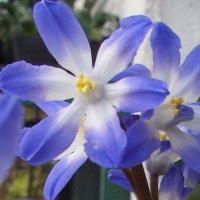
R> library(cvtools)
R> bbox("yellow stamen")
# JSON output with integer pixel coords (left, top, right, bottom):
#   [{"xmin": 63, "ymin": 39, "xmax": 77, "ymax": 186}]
[
  {"xmin": 75, "ymin": 74, "xmax": 95, "ymax": 93},
  {"xmin": 159, "ymin": 131, "xmax": 168, "ymax": 141},
  {"xmin": 169, "ymin": 96, "xmax": 184, "ymax": 116}
]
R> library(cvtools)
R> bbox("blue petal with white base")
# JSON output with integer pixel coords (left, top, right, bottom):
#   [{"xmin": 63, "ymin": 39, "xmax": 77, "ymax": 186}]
[
  {"xmin": 44, "ymin": 147, "xmax": 87, "ymax": 200},
  {"xmin": 33, "ymin": 0, "xmax": 92, "ymax": 75},
  {"xmin": 180, "ymin": 103, "xmax": 200, "ymax": 131},
  {"xmin": 159, "ymin": 166, "xmax": 184, "ymax": 200},
  {"xmin": 0, "ymin": 61, "xmax": 76, "ymax": 101},
  {"xmin": 171, "ymin": 45, "xmax": 200, "ymax": 102},
  {"xmin": 84, "ymin": 100, "xmax": 127, "ymax": 168},
  {"xmin": 16, "ymin": 97, "xmax": 87, "ymax": 165},
  {"xmin": 167, "ymin": 127, "xmax": 200, "ymax": 172},
  {"xmin": 146, "ymin": 140, "xmax": 179, "ymax": 175},
  {"xmin": 105, "ymin": 76, "xmax": 168, "ymax": 113},
  {"xmin": 92, "ymin": 15, "xmax": 152, "ymax": 83},
  {"xmin": 150, "ymin": 22, "xmax": 181, "ymax": 89}
]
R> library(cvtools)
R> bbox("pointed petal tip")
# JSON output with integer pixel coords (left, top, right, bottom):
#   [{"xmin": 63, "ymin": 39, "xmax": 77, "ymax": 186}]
[{"xmin": 120, "ymin": 15, "xmax": 152, "ymax": 29}]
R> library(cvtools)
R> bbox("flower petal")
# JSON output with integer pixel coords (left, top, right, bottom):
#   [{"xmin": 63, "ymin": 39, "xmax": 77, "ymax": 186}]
[
  {"xmin": 0, "ymin": 94, "xmax": 23, "ymax": 183},
  {"xmin": 166, "ymin": 127, "xmax": 200, "ymax": 172},
  {"xmin": 44, "ymin": 147, "xmax": 87, "ymax": 200},
  {"xmin": 163, "ymin": 105, "xmax": 194, "ymax": 130},
  {"xmin": 16, "ymin": 97, "xmax": 87, "ymax": 165},
  {"xmin": 111, "ymin": 64, "xmax": 151, "ymax": 82},
  {"xmin": 181, "ymin": 188, "xmax": 192, "ymax": 200},
  {"xmin": 171, "ymin": 45, "xmax": 200, "ymax": 102},
  {"xmin": 146, "ymin": 140, "xmax": 179, "ymax": 175},
  {"xmin": 159, "ymin": 166, "xmax": 184, "ymax": 200},
  {"xmin": 0, "ymin": 61, "xmax": 76, "ymax": 101},
  {"xmin": 122, "ymin": 113, "xmax": 139, "ymax": 129},
  {"xmin": 150, "ymin": 22, "xmax": 181, "ymax": 89},
  {"xmin": 180, "ymin": 104, "xmax": 200, "ymax": 131},
  {"xmin": 84, "ymin": 100, "xmax": 127, "ymax": 168},
  {"xmin": 36, "ymin": 101, "xmax": 70, "ymax": 116},
  {"xmin": 182, "ymin": 162, "xmax": 200, "ymax": 188},
  {"xmin": 108, "ymin": 169, "xmax": 133, "ymax": 192},
  {"xmin": 33, "ymin": 0, "xmax": 92, "ymax": 75},
  {"xmin": 118, "ymin": 120, "xmax": 160, "ymax": 168},
  {"xmin": 92, "ymin": 15, "xmax": 152, "ymax": 83},
  {"xmin": 105, "ymin": 76, "xmax": 169, "ymax": 113}
]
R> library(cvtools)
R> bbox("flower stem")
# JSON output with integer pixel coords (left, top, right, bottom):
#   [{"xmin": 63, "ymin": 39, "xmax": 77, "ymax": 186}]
[
  {"xmin": 150, "ymin": 174, "xmax": 159, "ymax": 200},
  {"xmin": 122, "ymin": 169, "xmax": 135, "ymax": 190},
  {"xmin": 119, "ymin": 117, "xmax": 151, "ymax": 199},
  {"xmin": 131, "ymin": 164, "xmax": 152, "ymax": 200}
]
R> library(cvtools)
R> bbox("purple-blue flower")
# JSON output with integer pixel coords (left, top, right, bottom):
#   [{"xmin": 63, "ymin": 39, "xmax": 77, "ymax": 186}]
[
  {"xmin": 0, "ymin": 0, "xmax": 168, "ymax": 168},
  {"xmin": 159, "ymin": 165, "xmax": 195, "ymax": 200},
  {"xmin": 0, "ymin": 94, "xmax": 23, "ymax": 183},
  {"xmin": 117, "ymin": 21, "xmax": 200, "ymax": 172},
  {"xmin": 150, "ymin": 22, "xmax": 200, "ymax": 172},
  {"xmin": 146, "ymin": 140, "xmax": 179, "ymax": 175},
  {"xmin": 24, "ymin": 101, "xmax": 159, "ymax": 199}
]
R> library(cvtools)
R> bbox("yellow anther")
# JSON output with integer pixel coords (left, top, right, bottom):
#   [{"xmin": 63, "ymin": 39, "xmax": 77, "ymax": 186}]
[
  {"xmin": 159, "ymin": 131, "xmax": 168, "ymax": 141},
  {"xmin": 75, "ymin": 74, "xmax": 95, "ymax": 93},
  {"xmin": 169, "ymin": 96, "xmax": 184, "ymax": 116}
]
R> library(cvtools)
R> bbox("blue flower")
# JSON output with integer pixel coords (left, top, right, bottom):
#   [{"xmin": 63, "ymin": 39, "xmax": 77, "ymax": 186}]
[
  {"xmin": 159, "ymin": 165, "xmax": 196, "ymax": 200},
  {"xmin": 23, "ymin": 101, "xmax": 159, "ymax": 199},
  {"xmin": 0, "ymin": 0, "xmax": 168, "ymax": 168},
  {"xmin": 146, "ymin": 140, "xmax": 179, "ymax": 175},
  {"xmin": 150, "ymin": 22, "xmax": 200, "ymax": 172},
  {"xmin": 0, "ymin": 94, "xmax": 23, "ymax": 183},
  {"xmin": 117, "ymin": 21, "xmax": 200, "ymax": 172}
]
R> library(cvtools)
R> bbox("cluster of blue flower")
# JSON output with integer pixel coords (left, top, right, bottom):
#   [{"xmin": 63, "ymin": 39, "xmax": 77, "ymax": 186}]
[{"xmin": 0, "ymin": 0, "xmax": 200, "ymax": 200}]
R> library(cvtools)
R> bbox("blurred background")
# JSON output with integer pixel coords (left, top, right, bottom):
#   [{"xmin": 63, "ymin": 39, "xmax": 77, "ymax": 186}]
[{"xmin": 0, "ymin": 0, "xmax": 200, "ymax": 199}]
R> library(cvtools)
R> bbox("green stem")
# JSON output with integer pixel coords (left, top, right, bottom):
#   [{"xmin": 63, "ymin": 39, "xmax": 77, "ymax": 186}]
[{"xmin": 150, "ymin": 174, "xmax": 159, "ymax": 200}]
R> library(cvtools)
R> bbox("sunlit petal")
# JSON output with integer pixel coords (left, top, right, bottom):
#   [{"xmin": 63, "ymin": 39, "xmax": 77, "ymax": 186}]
[
  {"xmin": 159, "ymin": 166, "xmax": 184, "ymax": 200},
  {"xmin": 166, "ymin": 127, "xmax": 200, "ymax": 172},
  {"xmin": 93, "ymin": 15, "xmax": 152, "ymax": 83},
  {"xmin": 150, "ymin": 22, "xmax": 181, "ymax": 89},
  {"xmin": 105, "ymin": 76, "xmax": 168, "ymax": 113},
  {"xmin": 171, "ymin": 45, "xmax": 200, "ymax": 102},
  {"xmin": 0, "ymin": 61, "xmax": 76, "ymax": 101},
  {"xmin": 44, "ymin": 147, "xmax": 87, "ymax": 200},
  {"xmin": 180, "ymin": 103, "xmax": 200, "ymax": 131},
  {"xmin": 16, "ymin": 97, "xmax": 87, "ymax": 165},
  {"xmin": 84, "ymin": 100, "xmax": 126, "ymax": 168},
  {"xmin": 33, "ymin": 0, "xmax": 92, "ymax": 75},
  {"xmin": 146, "ymin": 140, "xmax": 179, "ymax": 175}
]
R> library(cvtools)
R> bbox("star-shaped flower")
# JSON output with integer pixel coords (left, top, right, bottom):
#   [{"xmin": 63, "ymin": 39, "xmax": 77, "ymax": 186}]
[{"xmin": 0, "ymin": 0, "xmax": 168, "ymax": 167}]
